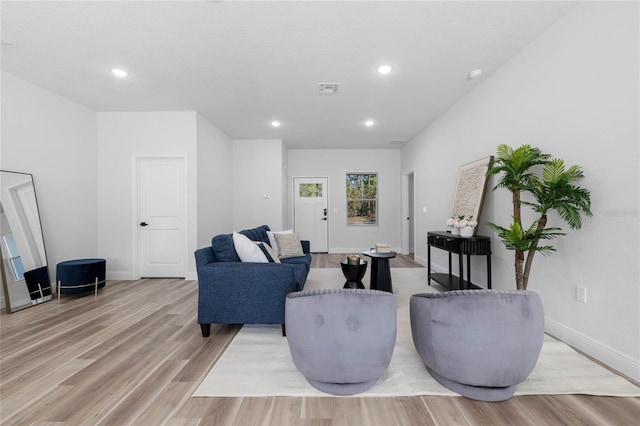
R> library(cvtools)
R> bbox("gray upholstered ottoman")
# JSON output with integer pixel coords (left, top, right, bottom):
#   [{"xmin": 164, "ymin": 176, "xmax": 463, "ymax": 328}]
[
  {"xmin": 285, "ymin": 288, "xmax": 397, "ymax": 395},
  {"xmin": 410, "ymin": 290, "xmax": 544, "ymax": 402}
]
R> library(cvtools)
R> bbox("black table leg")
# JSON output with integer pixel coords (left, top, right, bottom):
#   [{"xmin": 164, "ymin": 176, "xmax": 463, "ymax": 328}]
[
  {"xmin": 370, "ymin": 258, "xmax": 393, "ymax": 293},
  {"xmin": 427, "ymin": 244, "xmax": 432, "ymax": 285},
  {"xmin": 458, "ymin": 252, "xmax": 464, "ymax": 290}
]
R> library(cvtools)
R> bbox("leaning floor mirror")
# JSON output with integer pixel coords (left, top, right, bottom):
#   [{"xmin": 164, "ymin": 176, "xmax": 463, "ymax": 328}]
[{"xmin": 0, "ymin": 170, "xmax": 52, "ymax": 313}]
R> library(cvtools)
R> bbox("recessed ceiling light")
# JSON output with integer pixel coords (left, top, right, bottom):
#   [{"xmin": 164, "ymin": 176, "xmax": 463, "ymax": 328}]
[
  {"xmin": 468, "ymin": 69, "xmax": 483, "ymax": 80},
  {"xmin": 365, "ymin": 120, "xmax": 375, "ymax": 127},
  {"xmin": 111, "ymin": 68, "xmax": 128, "ymax": 78},
  {"xmin": 377, "ymin": 65, "xmax": 392, "ymax": 75},
  {"xmin": 271, "ymin": 121, "xmax": 281, "ymax": 128}
]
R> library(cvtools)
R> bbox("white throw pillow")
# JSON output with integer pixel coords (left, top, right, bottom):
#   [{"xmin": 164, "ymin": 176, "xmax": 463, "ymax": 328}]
[
  {"xmin": 267, "ymin": 229, "xmax": 293, "ymax": 257},
  {"xmin": 232, "ymin": 232, "xmax": 268, "ymax": 263}
]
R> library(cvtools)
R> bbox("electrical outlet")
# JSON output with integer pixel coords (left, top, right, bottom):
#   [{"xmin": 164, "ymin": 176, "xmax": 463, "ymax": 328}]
[{"xmin": 576, "ymin": 286, "xmax": 587, "ymax": 304}]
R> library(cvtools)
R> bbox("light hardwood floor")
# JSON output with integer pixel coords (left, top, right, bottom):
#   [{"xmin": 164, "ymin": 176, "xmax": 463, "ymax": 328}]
[{"xmin": 1, "ymin": 255, "xmax": 639, "ymax": 425}]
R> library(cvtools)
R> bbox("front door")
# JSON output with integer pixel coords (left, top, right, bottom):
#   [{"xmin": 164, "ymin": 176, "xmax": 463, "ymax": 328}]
[
  {"xmin": 137, "ymin": 157, "xmax": 186, "ymax": 278},
  {"xmin": 294, "ymin": 177, "xmax": 328, "ymax": 252}
]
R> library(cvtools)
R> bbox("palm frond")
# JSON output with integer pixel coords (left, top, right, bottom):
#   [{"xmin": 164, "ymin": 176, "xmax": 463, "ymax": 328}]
[{"xmin": 531, "ymin": 160, "xmax": 592, "ymax": 228}]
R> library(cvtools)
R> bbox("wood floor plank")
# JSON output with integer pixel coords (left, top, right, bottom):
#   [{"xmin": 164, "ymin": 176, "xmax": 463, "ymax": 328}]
[
  {"xmin": 96, "ymin": 359, "xmax": 189, "ymax": 426},
  {"xmin": 2, "ymin": 256, "xmax": 639, "ymax": 425},
  {"xmin": 420, "ymin": 396, "xmax": 470, "ymax": 426}
]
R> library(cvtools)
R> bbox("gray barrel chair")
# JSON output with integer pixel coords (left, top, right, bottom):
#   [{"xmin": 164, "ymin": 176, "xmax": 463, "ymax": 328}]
[
  {"xmin": 410, "ymin": 290, "xmax": 544, "ymax": 402},
  {"xmin": 285, "ymin": 288, "xmax": 397, "ymax": 395}
]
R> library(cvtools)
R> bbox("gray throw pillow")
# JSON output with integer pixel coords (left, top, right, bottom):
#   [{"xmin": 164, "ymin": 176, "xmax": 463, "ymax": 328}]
[{"xmin": 274, "ymin": 232, "xmax": 304, "ymax": 259}]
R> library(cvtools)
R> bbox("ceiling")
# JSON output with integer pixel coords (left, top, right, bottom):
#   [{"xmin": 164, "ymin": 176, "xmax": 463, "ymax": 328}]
[{"xmin": 1, "ymin": 1, "xmax": 576, "ymax": 149}]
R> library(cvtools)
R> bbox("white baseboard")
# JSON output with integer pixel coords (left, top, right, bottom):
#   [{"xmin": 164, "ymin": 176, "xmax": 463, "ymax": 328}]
[
  {"xmin": 107, "ymin": 271, "xmax": 198, "ymax": 280},
  {"xmin": 330, "ymin": 248, "xmax": 402, "ymax": 254},
  {"xmin": 413, "ymin": 254, "xmax": 427, "ymax": 266},
  {"xmin": 428, "ymin": 262, "xmax": 449, "ymax": 274},
  {"xmin": 545, "ymin": 318, "xmax": 640, "ymax": 382},
  {"xmin": 106, "ymin": 271, "xmax": 135, "ymax": 280}
]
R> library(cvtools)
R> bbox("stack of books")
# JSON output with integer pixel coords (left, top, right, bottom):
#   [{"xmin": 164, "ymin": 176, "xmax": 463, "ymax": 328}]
[{"xmin": 375, "ymin": 243, "xmax": 391, "ymax": 253}]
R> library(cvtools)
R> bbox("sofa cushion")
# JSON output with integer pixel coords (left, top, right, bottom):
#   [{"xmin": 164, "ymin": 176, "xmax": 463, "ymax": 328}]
[
  {"xmin": 211, "ymin": 234, "xmax": 240, "ymax": 262},
  {"xmin": 233, "ymin": 232, "xmax": 269, "ymax": 263},
  {"xmin": 240, "ymin": 225, "xmax": 271, "ymax": 245},
  {"xmin": 275, "ymin": 232, "xmax": 305, "ymax": 259}
]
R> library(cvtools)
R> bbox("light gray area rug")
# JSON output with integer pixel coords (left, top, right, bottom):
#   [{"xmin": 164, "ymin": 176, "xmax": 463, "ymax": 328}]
[{"xmin": 193, "ymin": 268, "xmax": 640, "ymax": 398}]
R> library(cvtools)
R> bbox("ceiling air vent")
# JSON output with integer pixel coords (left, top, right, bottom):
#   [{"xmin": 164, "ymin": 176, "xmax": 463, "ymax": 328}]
[{"xmin": 318, "ymin": 83, "xmax": 340, "ymax": 94}]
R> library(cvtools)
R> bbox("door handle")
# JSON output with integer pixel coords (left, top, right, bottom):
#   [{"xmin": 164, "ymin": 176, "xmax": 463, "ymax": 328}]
[
  {"xmin": 321, "ymin": 217, "xmax": 327, "ymax": 221},
  {"xmin": 140, "ymin": 222, "xmax": 149, "ymax": 227}
]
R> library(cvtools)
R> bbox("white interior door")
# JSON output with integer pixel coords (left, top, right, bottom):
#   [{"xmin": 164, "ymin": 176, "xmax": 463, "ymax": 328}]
[
  {"xmin": 402, "ymin": 171, "xmax": 415, "ymax": 255},
  {"xmin": 294, "ymin": 177, "xmax": 328, "ymax": 253},
  {"xmin": 137, "ymin": 157, "xmax": 186, "ymax": 278}
]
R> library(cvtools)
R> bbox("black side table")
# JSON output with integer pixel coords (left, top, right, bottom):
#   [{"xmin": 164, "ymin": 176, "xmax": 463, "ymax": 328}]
[
  {"xmin": 340, "ymin": 259, "xmax": 367, "ymax": 289},
  {"xmin": 427, "ymin": 232, "xmax": 492, "ymax": 290},
  {"xmin": 362, "ymin": 250, "xmax": 397, "ymax": 293}
]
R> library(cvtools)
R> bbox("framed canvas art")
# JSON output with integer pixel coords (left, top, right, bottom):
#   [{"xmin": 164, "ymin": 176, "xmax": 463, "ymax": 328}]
[{"xmin": 450, "ymin": 156, "xmax": 494, "ymax": 230}]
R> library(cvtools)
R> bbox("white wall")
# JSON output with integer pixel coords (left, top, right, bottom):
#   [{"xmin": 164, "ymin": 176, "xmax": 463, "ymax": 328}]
[
  {"xmin": 196, "ymin": 113, "xmax": 234, "ymax": 248},
  {"xmin": 232, "ymin": 139, "xmax": 286, "ymax": 231},
  {"xmin": 402, "ymin": 2, "xmax": 639, "ymax": 380},
  {"xmin": 97, "ymin": 112, "xmax": 198, "ymax": 279},
  {"xmin": 287, "ymin": 149, "xmax": 402, "ymax": 252},
  {"xmin": 1, "ymin": 72, "xmax": 98, "ymax": 274}
]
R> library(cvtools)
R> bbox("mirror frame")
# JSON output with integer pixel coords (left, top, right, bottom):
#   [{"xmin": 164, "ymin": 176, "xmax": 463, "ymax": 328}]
[{"xmin": 0, "ymin": 170, "xmax": 50, "ymax": 313}]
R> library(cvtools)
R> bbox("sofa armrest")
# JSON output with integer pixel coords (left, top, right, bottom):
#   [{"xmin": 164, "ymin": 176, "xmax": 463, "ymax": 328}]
[
  {"xmin": 301, "ymin": 240, "xmax": 311, "ymax": 254},
  {"xmin": 194, "ymin": 247, "xmax": 216, "ymax": 268}
]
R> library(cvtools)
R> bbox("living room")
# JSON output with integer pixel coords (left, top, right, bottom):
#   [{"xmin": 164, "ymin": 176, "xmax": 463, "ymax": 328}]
[{"xmin": 1, "ymin": 1, "xmax": 638, "ymax": 422}]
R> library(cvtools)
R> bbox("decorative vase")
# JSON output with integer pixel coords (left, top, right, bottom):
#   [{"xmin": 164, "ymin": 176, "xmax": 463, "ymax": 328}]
[
  {"xmin": 347, "ymin": 254, "xmax": 360, "ymax": 265},
  {"xmin": 451, "ymin": 226, "xmax": 460, "ymax": 236},
  {"xmin": 459, "ymin": 226, "xmax": 474, "ymax": 238},
  {"xmin": 446, "ymin": 225, "xmax": 454, "ymax": 233}
]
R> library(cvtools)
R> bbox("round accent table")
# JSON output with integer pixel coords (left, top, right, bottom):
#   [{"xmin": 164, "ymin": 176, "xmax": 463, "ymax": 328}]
[
  {"xmin": 362, "ymin": 250, "xmax": 396, "ymax": 293},
  {"xmin": 340, "ymin": 258, "xmax": 368, "ymax": 289},
  {"xmin": 56, "ymin": 258, "xmax": 106, "ymax": 299}
]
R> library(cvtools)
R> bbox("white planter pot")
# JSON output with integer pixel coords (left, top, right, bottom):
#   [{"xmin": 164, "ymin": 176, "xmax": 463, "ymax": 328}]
[
  {"xmin": 451, "ymin": 226, "xmax": 460, "ymax": 236},
  {"xmin": 446, "ymin": 225, "xmax": 454, "ymax": 233},
  {"xmin": 459, "ymin": 226, "xmax": 474, "ymax": 238}
]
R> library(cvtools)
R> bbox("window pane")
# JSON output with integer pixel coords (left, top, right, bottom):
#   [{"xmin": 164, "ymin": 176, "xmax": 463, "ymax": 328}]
[
  {"xmin": 347, "ymin": 201, "xmax": 377, "ymax": 225},
  {"xmin": 300, "ymin": 183, "xmax": 322, "ymax": 197},
  {"xmin": 11, "ymin": 257, "xmax": 25, "ymax": 280},
  {"xmin": 3, "ymin": 234, "xmax": 20, "ymax": 257},
  {"xmin": 2, "ymin": 234, "xmax": 25, "ymax": 279},
  {"xmin": 346, "ymin": 173, "xmax": 378, "ymax": 226}
]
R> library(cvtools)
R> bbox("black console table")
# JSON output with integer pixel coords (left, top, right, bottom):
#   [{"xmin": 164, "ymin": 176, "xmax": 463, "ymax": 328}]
[{"xmin": 427, "ymin": 231, "xmax": 492, "ymax": 290}]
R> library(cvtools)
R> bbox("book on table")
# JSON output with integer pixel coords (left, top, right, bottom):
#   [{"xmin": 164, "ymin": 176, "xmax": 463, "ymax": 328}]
[{"xmin": 375, "ymin": 243, "xmax": 391, "ymax": 253}]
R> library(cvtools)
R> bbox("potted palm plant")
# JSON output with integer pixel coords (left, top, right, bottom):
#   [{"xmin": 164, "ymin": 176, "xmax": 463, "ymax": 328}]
[{"xmin": 486, "ymin": 144, "xmax": 592, "ymax": 290}]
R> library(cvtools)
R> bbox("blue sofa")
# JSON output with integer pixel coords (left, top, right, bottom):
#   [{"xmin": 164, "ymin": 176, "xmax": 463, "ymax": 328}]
[{"xmin": 194, "ymin": 225, "xmax": 312, "ymax": 337}]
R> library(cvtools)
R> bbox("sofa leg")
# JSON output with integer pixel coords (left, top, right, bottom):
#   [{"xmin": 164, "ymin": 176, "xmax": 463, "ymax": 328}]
[
  {"xmin": 200, "ymin": 323, "xmax": 211, "ymax": 337},
  {"xmin": 282, "ymin": 324, "xmax": 286, "ymax": 337}
]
